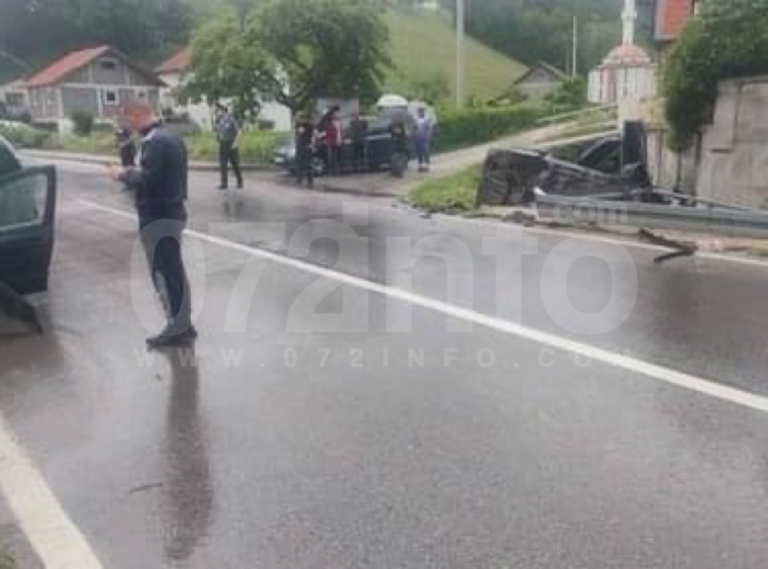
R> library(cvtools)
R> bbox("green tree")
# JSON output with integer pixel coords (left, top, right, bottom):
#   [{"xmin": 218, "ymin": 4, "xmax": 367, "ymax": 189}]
[
  {"xmin": 663, "ymin": 0, "xmax": 768, "ymax": 150},
  {"xmin": 0, "ymin": 0, "xmax": 192, "ymax": 67},
  {"xmin": 183, "ymin": 0, "xmax": 392, "ymax": 116},
  {"xmin": 544, "ymin": 76, "xmax": 587, "ymax": 114}
]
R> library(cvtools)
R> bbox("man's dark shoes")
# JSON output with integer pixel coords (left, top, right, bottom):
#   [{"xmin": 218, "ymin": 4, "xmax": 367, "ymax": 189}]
[{"xmin": 146, "ymin": 325, "xmax": 198, "ymax": 350}]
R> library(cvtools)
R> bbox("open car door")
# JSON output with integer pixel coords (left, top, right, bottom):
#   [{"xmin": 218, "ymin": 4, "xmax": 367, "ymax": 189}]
[{"xmin": 0, "ymin": 166, "xmax": 57, "ymax": 295}]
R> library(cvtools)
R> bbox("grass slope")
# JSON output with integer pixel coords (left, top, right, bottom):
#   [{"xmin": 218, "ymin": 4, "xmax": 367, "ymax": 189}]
[{"xmin": 383, "ymin": 9, "xmax": 527, "ymax": 105}]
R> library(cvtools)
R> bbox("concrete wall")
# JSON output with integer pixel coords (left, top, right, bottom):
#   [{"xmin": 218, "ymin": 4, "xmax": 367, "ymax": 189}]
[
  {"xmin": 697, "ymin": 77, "xmax": 768, "ymax": 208},
  {"xmin": 646, "ymin": 126, "xmax": 699, "ymax": 193}
]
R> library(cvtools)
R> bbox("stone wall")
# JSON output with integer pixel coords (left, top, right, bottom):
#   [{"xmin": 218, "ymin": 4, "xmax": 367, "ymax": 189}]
[{"xmin": 697, "ymin": 76, "xmax": 768, "ymax": 209}]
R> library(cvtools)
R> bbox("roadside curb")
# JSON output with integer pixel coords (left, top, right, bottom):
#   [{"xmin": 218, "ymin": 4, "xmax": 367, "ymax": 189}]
[
  {"xmin": 19, "ymin": 149, "xmax": 271, "ymax": 172},
  {"xmin": 313, "ymin": 183, "xmax": 399, "ymax": 198},
  {"xmin": 447, "ymin": 205, "xmax": 768, "ymax": 261}
]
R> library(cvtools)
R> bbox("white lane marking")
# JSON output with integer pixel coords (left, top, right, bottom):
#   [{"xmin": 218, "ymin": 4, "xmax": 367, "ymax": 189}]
[
  {"xmin": 0, "ymin": 416, "xmax": 103, "ymax": 568},
  {"xmin": 81, "ymin": 198, "xmax": 768, "ymax": 415}
]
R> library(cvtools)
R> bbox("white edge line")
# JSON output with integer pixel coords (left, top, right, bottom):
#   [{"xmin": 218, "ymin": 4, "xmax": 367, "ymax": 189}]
[
  {"xmin": 80, "ymin": 198, "xmax": 768, "ymax": 415},
  {"xmin": 0, "ymin": 416, "xmax": 103, "ymax": 568}
]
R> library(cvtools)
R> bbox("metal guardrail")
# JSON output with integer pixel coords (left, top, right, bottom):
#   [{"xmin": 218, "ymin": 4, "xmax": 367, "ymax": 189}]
[
  {"xmin": 535, "ymin": 104, "xmax": 619, "ymax": 127},
  {"xmin": 536, "ymin": 194, "xmax": 768, "ymax": 240}
]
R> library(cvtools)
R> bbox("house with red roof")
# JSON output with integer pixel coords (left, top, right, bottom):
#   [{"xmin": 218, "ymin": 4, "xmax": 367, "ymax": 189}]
[
  {"xmin": 22, "ymin": 45, "xmax": 163, "ymax": 130},
  {"xmin": 655, "ymin": 0, "xmax": 697, "ymax": 47},
  {"xmin": 155, "ymin": 47, "xmax": 292, "ymax": 132},
  {"xmin": 154, "ymin": 47, "xmax": 214, "ymax": 129}
]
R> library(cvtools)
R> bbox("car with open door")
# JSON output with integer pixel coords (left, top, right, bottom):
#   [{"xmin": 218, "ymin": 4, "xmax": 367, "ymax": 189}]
[{"xmin": 0, "ymin": 134, "xmax": 57, "ymax": 295}]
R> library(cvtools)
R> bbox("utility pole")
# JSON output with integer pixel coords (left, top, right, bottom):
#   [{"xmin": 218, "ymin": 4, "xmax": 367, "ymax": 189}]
[
  {"xmin": 456, "ymin": 0, "xmax": 465, "ymax": 108},
  {"xmin": 571, "ymin": 16, "xmax": 578, "ymax": 77}
]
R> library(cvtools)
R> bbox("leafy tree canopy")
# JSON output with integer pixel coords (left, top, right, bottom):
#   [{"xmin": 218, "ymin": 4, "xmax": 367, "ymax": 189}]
[
  {"xmin": 663, "ymin": 0, "xmax": 768, "ymax": 150},
  {"xmin": 182, "ymin": 0, "xmax": 392, "ymax": 118}
]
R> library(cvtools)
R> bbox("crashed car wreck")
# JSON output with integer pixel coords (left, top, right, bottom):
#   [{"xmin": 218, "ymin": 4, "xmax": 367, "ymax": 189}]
[
  {"xmin": 475, "ymin": 121, "xmax": 768, "ymax": 263},
  {"xmin": 476, "ymin": 122, "xmax": 649, "ymax": 207}
]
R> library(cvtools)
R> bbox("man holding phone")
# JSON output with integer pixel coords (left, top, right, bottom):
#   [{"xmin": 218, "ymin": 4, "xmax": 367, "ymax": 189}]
[{"xmin": 109, "ymin": 98, "xmax": 197, "ymax": 348}]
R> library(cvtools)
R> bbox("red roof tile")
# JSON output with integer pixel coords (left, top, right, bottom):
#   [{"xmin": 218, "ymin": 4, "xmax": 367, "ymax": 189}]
[
  {"xmin": 656, "ymin": 0, "xmax": 696, "ymax": 42},
  {"xmin": 600, "ymin": 44, "xmax": 653, "ymax": 68},
  {"xmin": 155, "ymin": 47, "xmax": 191, "ymax": 75},
  {"xmin": 24, "ymin": 46, "xmax": 111, "ymax": 88}
]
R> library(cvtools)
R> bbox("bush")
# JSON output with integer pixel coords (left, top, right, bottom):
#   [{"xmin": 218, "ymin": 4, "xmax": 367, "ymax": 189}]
[
  {"xmin": 185, "ymin": 130, "xmax": 289, "ymax": 164},
  {"xmin": 663, "ymin": 0, "xmax": 768, "ymax": 151},
  {"xmin": 44, "ymin": 133, "xmax": 115, "ymax": 154},
  {"xmin": 433, "ymin": 104, "xmax": 544, "ymax": 154},
  {"xmin": 406, "ymin": 165, "xmax": 481, "ymax": 212},
  {"xmin": 92, "ymin": 122, "xmax": 116, "ymax": 134},
  {"xmin": 544, "ymin": 77, "xmax": 588, "ymax": 115},
  {"xmin": 0, "ymin": 121, "xmax": 52, "ymax": 148},
  {"xmin": 70, "ymin": 111, "xmax": 95, "ymax": 136}
]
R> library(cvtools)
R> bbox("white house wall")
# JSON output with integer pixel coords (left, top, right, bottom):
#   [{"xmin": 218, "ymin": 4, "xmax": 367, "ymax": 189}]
[{"xmin": 158, "ymin": 71, "xmax": 292, "ymax": 132}]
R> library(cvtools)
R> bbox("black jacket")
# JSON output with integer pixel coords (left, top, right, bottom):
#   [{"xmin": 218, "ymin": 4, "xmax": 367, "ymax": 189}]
[{"xmin": 121, "ymin": 124, "xmax": 188, "ymax": 224}]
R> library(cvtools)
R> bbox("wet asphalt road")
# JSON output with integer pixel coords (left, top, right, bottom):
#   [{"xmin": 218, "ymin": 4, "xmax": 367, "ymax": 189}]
[{"xmin": 2, "ymin": 161, "xmax": 768, "ymax": 567}]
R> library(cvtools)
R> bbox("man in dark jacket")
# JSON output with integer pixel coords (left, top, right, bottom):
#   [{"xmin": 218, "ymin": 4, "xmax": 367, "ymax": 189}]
[
  {"xmin": 294, "ymin": 112, "xmax": 315, "ymax": 187},
  {"xmin": 215, "ymin": 104, "xmax": 243, "ymax": 190},
  {"xmin": 112, "ymin": 98, "xmax": 196, "ymax": 348}
]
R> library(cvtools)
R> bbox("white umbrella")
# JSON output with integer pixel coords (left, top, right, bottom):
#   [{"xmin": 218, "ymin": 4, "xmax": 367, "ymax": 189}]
[{"xmin": 376, "ymin": 94, "xmax": 409, "ymax": 108}]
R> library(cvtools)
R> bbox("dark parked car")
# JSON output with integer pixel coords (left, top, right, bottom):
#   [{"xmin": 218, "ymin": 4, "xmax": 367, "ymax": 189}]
[
  {"xmin": 0, "ymin": 134, "xmax": 57, "ymax": 294},
  {"xmin": 273, "ymin": 116, "xmax": 410, "ymax": 176}
]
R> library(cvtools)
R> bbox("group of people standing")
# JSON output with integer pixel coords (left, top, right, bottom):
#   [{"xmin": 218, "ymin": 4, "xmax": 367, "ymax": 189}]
[
  {"xmin": 293, "ymin": 105, "xmax": 349, "ymax": 188},
  {"xmin": 293, "ymin": 104, "xmax": 435, "ymax": 188}
]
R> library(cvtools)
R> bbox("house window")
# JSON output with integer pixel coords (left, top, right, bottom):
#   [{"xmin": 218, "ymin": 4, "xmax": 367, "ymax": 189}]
[
  {"xmin": 99, "ymin": 59, "xmax": 118, "ymax": 71},
  {"xmin": 6, "ymin": 93, "xmax": 23, "ymax": 107},
  {"xmin": 135, "ymin": 89, "xmax": 147, "ymax": 100},
  {"xmin": 103, "ymin": 89, "xmax": 119, "ymax": 106}
]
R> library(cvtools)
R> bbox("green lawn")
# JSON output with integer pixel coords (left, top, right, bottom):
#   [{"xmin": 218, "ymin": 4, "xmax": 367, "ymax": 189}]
[
  {"xmin": 405, "ymin": 165, "xmax": 481, "ymax": 212},
  {"xmin": 384, "ymin": 9, "xmax": 527, "ymax": 105}
]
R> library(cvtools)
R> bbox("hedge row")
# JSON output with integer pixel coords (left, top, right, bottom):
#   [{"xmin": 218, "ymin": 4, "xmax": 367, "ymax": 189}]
[
  {"xmin": 185, "ymin": 131, "xmax": 288, "ymax": 165},
  {"xmin": 433, "ymin": 104, "xmax": 544, "ymax": 154},
  {"xmin": 0, "ymin": 121, "xmax": 51, "ymax": 149},
  {"xmin": 0, "ymin": 121, "xmax": 288, "ymax": 165}
]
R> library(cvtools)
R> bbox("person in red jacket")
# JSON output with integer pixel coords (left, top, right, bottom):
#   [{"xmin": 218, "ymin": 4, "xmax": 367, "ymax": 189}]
[{"xmin": 319, "ymin": 106, "xmax": 342, "ymax": 175}]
